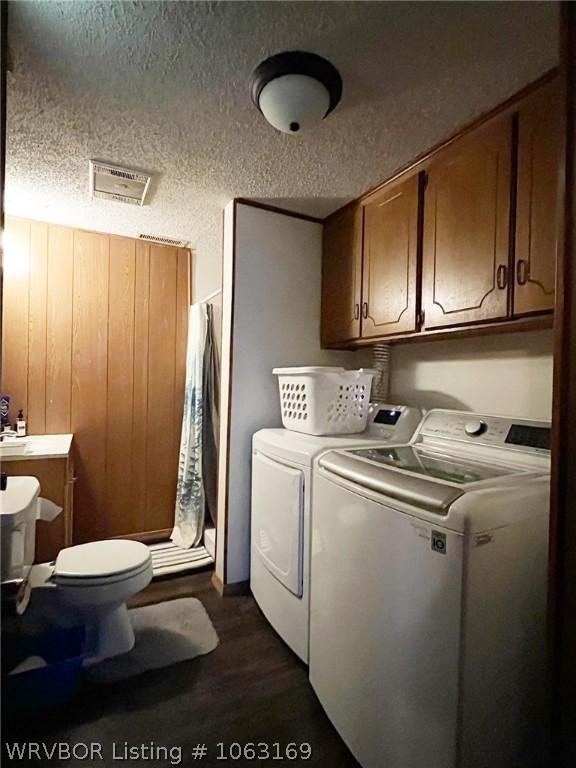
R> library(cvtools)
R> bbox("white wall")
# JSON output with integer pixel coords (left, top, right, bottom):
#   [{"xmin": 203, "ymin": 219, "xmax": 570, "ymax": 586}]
[
  {"xmin": 215, "ymin": 203, "xmax": 235, "ymax": 581},
  {"xmin": 389, "ymin": 330, "xmax": 554, "ymax": 420},
  {"xmin": 193, "ymin": 225, "xmax": 224, "ymax": 306},
  {"xmin": 216, "ymin": 202, "xmax": 366, "ymax": 585}
]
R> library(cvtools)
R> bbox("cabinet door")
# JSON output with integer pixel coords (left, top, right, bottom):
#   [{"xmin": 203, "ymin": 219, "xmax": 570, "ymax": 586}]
[
  {"xmin": 321, "ymin": 204, "xmax": 363, "ymax": 345},
  {"xmin": 514, "ymin": 79, "xmax": 561, "ymax": 315},
  {"xmin": 422, "ymin": 118, "xmax": 512, "ymax": 329},
  {"xmin": 360, "ymin": 173, "xmax": 419, "ymax": 339}
]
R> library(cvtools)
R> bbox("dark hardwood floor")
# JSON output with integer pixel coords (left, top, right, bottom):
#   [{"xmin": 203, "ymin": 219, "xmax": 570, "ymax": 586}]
[{"xmin": 2, "ymin": 571, "xmax": 359, "ymax": 767}]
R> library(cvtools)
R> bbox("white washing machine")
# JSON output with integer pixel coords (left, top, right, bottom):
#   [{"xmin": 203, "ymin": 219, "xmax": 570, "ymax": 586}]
[
  {"xmin": 250, "ymin": 404, "xmax": 422, "ymax": 662},
  {"xmin": 309, "ymin": 409, "xmax": 551, "ymax": 768}
]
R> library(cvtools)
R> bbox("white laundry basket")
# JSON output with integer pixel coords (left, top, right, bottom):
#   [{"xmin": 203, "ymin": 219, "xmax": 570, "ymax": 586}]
[{"xmin": 273, "ymin": 367, "xmax": 376, "ymax": 436}]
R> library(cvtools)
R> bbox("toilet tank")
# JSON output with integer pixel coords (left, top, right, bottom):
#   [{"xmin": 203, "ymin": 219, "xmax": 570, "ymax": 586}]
[{"xmin": 1, "ymin": 476, "xmax": 40, "ymax": 582}]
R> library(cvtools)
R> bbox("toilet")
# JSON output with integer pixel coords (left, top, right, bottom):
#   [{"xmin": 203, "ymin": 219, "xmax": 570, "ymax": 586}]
[
  {"xmin": 1, "ymin": 476, "xmax": 153, "ymax": 664},
  {"xmin": 54, "ymin": 539, "xmax": 153, "ymax": 664}
]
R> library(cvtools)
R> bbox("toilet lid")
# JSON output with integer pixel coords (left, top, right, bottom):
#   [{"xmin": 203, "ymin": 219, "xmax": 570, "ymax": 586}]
[
  {"xmin": 55, "ymin": 540, "xmax": 151, "ymax": 579},
  {"xmin": 0, "ymin": 476, "xmax": 40, "ymax": 526}
]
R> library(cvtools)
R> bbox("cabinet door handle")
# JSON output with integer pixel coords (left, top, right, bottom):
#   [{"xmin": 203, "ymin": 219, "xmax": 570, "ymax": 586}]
[
  {"xmin": 417, "ymin": 309, "xmax": 426, "ymax": 328},
  {"xmin": 516, "ymin": 259, "xmax": 529, "ymax": 286},
  {"xmin": 496, "ymin": 264, "xmax": 508, "ymax": 290},
  {"xmin": 362, "ymin": 302, "xmax": 368, "ymax": 319},
  {"xmin": 354, "ymin": 303, "xmax": 360, "ymax": 320}
]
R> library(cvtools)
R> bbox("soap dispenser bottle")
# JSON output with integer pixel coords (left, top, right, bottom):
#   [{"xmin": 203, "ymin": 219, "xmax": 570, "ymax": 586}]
[{"xmin": 16, "ymin": 410, "xmax": 26, "ymax": 437}]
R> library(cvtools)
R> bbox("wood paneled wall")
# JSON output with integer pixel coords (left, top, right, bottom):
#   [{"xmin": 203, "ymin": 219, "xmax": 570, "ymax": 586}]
[{"xmin": 2, "ymin": 217, "xmax": 191, "ymax": 542}]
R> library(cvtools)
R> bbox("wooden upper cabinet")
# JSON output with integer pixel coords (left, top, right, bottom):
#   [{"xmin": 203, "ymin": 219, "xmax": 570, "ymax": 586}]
[
  {"xmin": 360, "ymin": 173, "xmax": 419, "ymax": 338},
  {"xmin": 321, "ymin": 204, "xmax": 363, "ymax": 345},
  {"xmin": 320, "ymin": 75, "xmax": 559, "ymax": 347},
  {"xmin": 422, "ymin": 117, "xmax": 513, "ymax": 329},
  {"xmin": 514, "ymin": 78, "xmax": 561, "ymax": 315}
]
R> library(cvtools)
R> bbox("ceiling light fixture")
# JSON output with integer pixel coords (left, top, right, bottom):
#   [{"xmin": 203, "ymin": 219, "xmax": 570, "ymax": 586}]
[{"xmin": 250, "ymin": 51, "xmax": 342, "ymax": 135}]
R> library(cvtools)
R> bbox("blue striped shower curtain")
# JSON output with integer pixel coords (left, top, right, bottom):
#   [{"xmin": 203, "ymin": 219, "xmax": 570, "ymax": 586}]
[{"xmin": 171, "ymin": 303, "xmax": 207, "ymax": 549}]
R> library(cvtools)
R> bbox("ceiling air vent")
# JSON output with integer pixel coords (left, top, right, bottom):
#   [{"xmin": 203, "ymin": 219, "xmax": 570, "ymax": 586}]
[
  {"xmin": 138, "ymin": 233, "xmax": 189, "ymax": 248},
  {"xmin": 89, "ymin": 160, "xmax": 152, "ymax": 206}
]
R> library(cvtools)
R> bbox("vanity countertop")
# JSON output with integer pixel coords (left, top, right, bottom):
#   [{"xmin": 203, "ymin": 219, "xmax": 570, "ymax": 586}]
[{"xmin": 1, "ymin": 434, "xmax": 73, "ymax": 462}]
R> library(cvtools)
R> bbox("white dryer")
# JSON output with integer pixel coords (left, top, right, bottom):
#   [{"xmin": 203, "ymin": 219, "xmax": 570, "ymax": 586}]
[
  {"xmin": 250, "ymin": 404, "xmax": 422, "ymax": 662},
  {"xmin": 309, "ymin": 409, "xmax": 551, "ymax": 768}
]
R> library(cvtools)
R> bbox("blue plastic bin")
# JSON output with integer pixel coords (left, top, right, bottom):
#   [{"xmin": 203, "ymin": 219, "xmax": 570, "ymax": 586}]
[{"xmin": 3, "ymin": 626, "xmax": 85, "ymax": 715}]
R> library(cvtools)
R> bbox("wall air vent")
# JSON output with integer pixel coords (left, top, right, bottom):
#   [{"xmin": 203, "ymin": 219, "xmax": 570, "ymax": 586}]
[
  {"xmin": 138, "ymin": 233, "xmax": 189, "ymax": 248},
  {"xmin": 89, "ymin": 160, "xmax": 152, "ymax": 206}
]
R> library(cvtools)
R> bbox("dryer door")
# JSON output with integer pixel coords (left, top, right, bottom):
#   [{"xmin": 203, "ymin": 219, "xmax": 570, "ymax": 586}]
[{"xmin": 252, "ymin": 451, "xmax": 304, "ymax": 597}]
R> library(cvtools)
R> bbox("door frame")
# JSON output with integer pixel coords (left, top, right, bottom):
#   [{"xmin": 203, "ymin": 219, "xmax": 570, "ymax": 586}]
[{"xmin": 550, "ymin": 4, "xmax": 576, "ymax": 765}]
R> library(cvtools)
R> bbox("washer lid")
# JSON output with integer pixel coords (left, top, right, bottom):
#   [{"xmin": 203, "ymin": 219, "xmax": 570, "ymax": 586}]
[
  {"xmin": 0, "ymin": 476, "xmax": 40, "ymax": 526},
  {"xmin": 55, "ymin": 540, "xmax": 150, "ymax": 579},
  {"xmin": 349, "ymin": 445, "xmax": 519, "ymax": 485},
  {"xmin": 320, "ymin": 445, "xmax": 536, "ymax": 516},
  {"xmin": 319, "ymin": 451, "xmax": 467, "ymax": 516}
]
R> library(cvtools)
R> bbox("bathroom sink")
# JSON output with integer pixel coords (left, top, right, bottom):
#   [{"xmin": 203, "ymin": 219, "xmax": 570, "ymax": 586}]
[{"xmin": 0, "ymin": 439, "xmax": 30, "ymax": 458}]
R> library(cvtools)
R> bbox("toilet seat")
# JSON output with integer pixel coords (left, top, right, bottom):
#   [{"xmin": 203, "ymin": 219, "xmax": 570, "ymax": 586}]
[
  {"xmin": 55, "ymin": 559, "xmax": 152, "ymax": 588},
  {"xmin": 55, "ymin": 540, "xmax": 151, "ymax": 587}
]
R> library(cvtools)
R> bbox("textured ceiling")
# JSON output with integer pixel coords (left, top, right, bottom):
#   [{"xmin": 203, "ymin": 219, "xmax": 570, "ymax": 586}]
[{"xmin": 6, "ymin": 1, "xmax": 559, "ymax": 298}]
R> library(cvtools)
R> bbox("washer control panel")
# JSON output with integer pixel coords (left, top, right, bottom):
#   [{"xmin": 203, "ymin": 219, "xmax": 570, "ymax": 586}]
[
  {"xmin": 464, "ymin": 420, "xmax": 487, "ymax": 436},
  {"xmin": 367, "ymin": 403, "xmax": 423, "ymax": 443},
  {"xmin": 419, "ymin": 410, "xmax": 551, "ymax": 454}
]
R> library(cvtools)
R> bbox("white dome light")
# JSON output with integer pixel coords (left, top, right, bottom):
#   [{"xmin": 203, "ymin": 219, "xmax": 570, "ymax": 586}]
[
  {"xmin": 250, "ymin": 51, "xmax": 343, "ymax": 135},
  {"xmin": 259, "ymin": 74, "xmax": 331, "ymax": 134}
]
